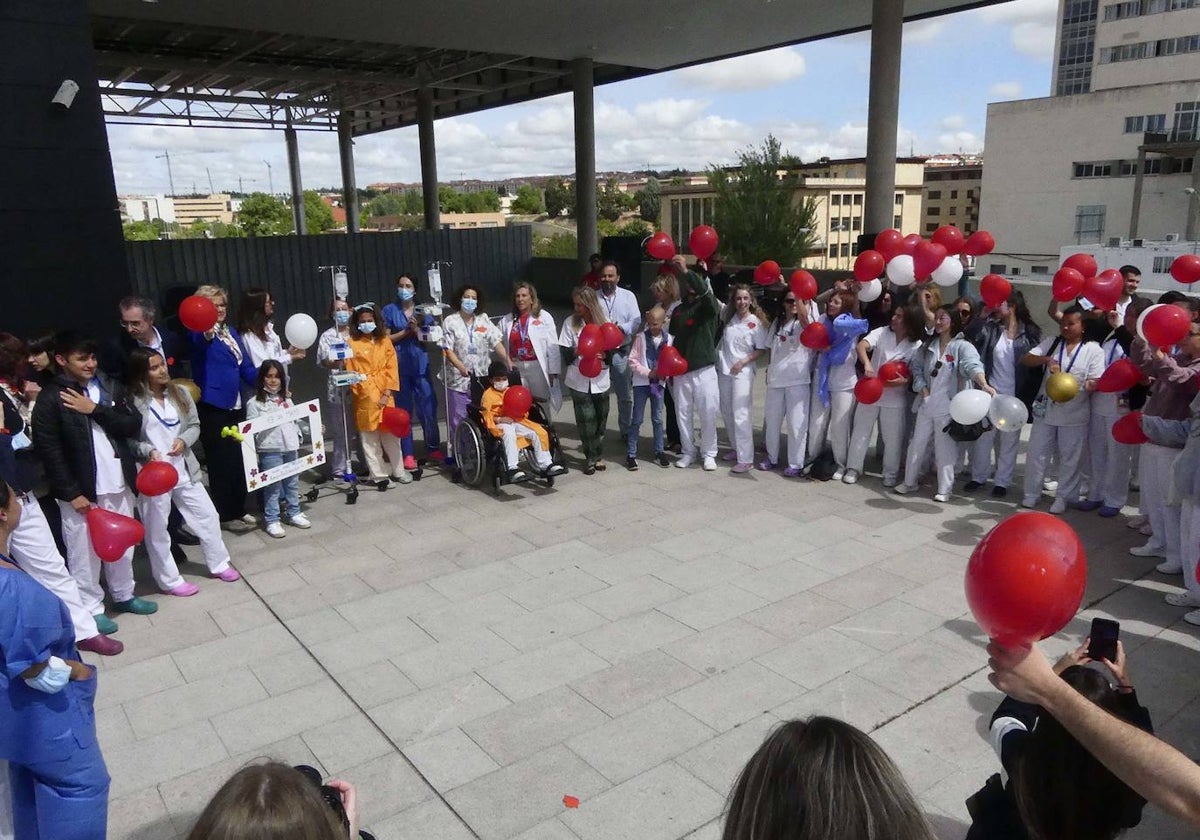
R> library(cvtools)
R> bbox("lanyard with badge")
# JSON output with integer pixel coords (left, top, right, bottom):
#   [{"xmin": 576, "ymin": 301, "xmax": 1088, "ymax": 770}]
[{"xmin": 514, "ymin": 315, "xmax": 533, "ymax": 361}]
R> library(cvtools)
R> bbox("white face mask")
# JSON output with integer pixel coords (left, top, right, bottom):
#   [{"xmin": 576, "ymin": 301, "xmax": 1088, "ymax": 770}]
[
  {"xmin": 359, "ymin": 322, "xmax": 377, "ymax": 335},
  {"xmin": 492, "ymin": 379, "xmax": 509, "ymax": 392}
]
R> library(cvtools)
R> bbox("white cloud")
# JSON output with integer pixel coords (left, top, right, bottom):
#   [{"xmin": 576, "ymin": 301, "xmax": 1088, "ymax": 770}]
[
  {"xmin": 1009, "ymin": 20, "xmax": 1057, "ymax": 59},
  {"xmin": 989, "ymin": 81, "xmax": 1023, "ymax": 100},
  {"xmin": 935, "ymin": 130, "xmax": 984, "ymax": 153},
  {"xmin": 976, "ymin": 0, "xmax": 1058, "ymax": 60},
  {"xmin": 938, "ymin": 115, "xmax": 966, "ymax": 131},
  {"xmin": 903, "ymin": 19, "xmax": 947, "ymax": 44},
  {"xmin": 674, "ymin": 46, "xmax": 806, "ymax": 92}
]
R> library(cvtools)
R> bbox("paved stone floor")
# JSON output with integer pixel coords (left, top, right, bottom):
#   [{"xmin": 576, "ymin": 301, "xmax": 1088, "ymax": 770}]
[{"xmin": 93, "ymin": 399, "xmax": 1200, "ymax": 840}]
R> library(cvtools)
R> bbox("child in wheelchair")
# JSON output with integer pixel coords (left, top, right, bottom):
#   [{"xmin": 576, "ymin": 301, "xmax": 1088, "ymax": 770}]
[{"xmin": 481, "ymin": 361, "xmax": 566, "ymax": 483}]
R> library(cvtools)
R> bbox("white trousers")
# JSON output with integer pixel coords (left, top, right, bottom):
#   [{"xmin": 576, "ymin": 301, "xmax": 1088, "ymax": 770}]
[
  {"xmin": 1087, "ymin": 411, "xmax": 1135, "ymax": 508},
  {"xmin": 763, "ymin": 384, "xmax": 810, "ymax": 469},
  {"xmin": 807, "ymin": 386, "xmax": 855, "ymax": 468},
  {"xmin": 903, "ymin": 407, "xmax": 957, "ymax": 495},
  {"xmin": 500, "ymin": 422, "xmax": 552, "ymax": 469},
  {"xmin": 1139, "ymin": 443, "xmax": 1181, "ymax": 561},
  {"xmin": 360, "ymin": 428, "xmax": 403, "ymax": 482},
  {"xmin": 673, "ymin": 366, "xmax": 719, "ymax": 459},
  {"xmin": 59, "ymin": 491, "xmax": 136, "ymax": 614},
  {"xmin": 848, "ymin": 403, "xmax": 907, "ymax": 482},
  {"xmin": 970, "ymin": 428, "xmax": 1021, "ymax": 489},
  {"xmin": 138, "ymin": 480, "xmax": 232, "ymax": 589},
  {"xmin": 718, "ymin": 370, "xmax": 755, "ymax": 464},
  {"xmin": 1022, "ymin": 422, "xmax": 1088, "ymax": 506},
  {"xmin": 10, "ymin": 495, "xmax": 98, "ymax": 642}
]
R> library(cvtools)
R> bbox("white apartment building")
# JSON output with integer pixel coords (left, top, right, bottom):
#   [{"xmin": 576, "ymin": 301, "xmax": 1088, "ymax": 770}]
[
  {"xmin": 120, "ymin": 194, "xmax": 175, "ymax": 224},
  {"xmin": 980, "ymin": 0, "xmax": 1200, "ymax": 279}
]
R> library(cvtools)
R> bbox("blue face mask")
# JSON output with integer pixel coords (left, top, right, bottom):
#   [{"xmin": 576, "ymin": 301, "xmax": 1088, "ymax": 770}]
[
  {"xmin": 334, "ymin": 310, "xmax": 350, "ymax": 326},
  {"xmin": 359, "ymin": 322, "xmax": 377, "ymax": 335},
  {"xmin": 397, "ymin": 288, "xmax": 415, "ymax": 302},
  {"xmin": 25, "ymin": 656, "xmax": 71, "ymax": 694},
  {"xmin": 10, "ymin": 429, "xmax": 31, "ymax": 451},
  {"xmin": 461, "ymin": 298, "xmax": 478, "ymax": 314}
]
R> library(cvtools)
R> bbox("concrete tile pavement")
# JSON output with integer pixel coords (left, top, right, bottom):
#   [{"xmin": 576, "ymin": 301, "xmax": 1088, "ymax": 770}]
[{"xmin": 90, "ymin": 400, "xmax": 1200, "ymax": 840}]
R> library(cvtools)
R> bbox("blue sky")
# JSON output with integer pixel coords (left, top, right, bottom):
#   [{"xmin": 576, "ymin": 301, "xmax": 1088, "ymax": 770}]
[{"xmin": 107, "ymin": 0, "xmax": 1058, "ymax": 194}]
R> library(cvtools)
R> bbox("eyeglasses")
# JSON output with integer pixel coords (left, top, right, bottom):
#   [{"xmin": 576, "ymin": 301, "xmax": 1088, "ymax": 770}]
[
  {"xmin": 958, "ymin": 309, "xmax": 972, "ymax": 317},
  {"xmin": 930, "ymin": 360, "xmax": 944, "ymax": 378}
]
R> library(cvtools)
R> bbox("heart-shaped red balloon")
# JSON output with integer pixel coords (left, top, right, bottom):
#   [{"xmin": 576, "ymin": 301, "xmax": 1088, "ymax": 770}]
[
  {"xmin": 900, "ymin": 234, "xmax": 923, "ymax": 256},
  {"xmin": 87, "ymin": 507, "xmax": 146, "ymax": 562},
  {"xmin": 1096, "ymin": 358, "xmax": 1141, "ymax": 393},
  {"xmin": 853, "ymin": 250, "xmax": 886, "ymax": 283},
  {"xmin": 655, "ymin": 346, "xmax": 689, "ymax": 378},
  {"xmin": 1051, "ymin": 267, "xmax": 1085, "ymax": 302},
  {"xmin": 579, "ymin": 354, "xmax": 603, "ymax": 378},
  {"xmin": 800, "ymin": 322, "xmax": 831, "ymax": 350},
  {"xmin": 599, "ymin": 322, "xmax": 624, "ymax": 351},
  {"xmin": 1062, "ymin": 253, "xmax": 1098, "ymax": 279},
  {"xmin": 854, "ymin": 377, "xmax": 884, "ymax": 405},
  {"xmin": 878, "ymin": 360, "xmax": 911, "ymax": 383},
  {"xmin": 1112, "ymin": 411, "xmax": 1148, "ymax": 445},
  {"xmin": 912, "ymin": 241, "xmax": 948, "ymax": 281},
  {"xmin": 963, "ymin": 230, "xmax": 996, "ymax": 257},
  {"xmin": 382, "ymin": 406, "xmax": 411, "ymax": 438},
  {"xmin": 931, "ymin": 225, "xmax": 966, "ymax": 255},
  {"xmin": 135, "ymin": 461, "xmax": 179, "ymax": 497},
  {"xmin": 874, "ymin": 229, "xmax": 905, "ymax": 262},
  {"xmin": 1083, "ymin": 269, "xmax": 1122, "ymax": 310},
  {"xmin": 789, "ymin": 270, "xmax": 818, "ymax": 301},
  {"xmin": 578, "ymin": 324, "xmax": 602, "ymax": 357}
]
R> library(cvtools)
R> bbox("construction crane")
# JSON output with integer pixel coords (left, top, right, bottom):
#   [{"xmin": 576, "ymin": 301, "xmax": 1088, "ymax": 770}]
[
  {"xmin": 155, "ymin": 149, "xmax": 220, "ymax": 196},
  {"xmin": 237, "ymin": 176, "xmax": 258, "ymax": 195},
  {"xmin": 263, "ymin": 160, "xmax": 274, "ymax": 196},
  {"xmin": 156, "ymin": 150, "xmax": 176, "ymax": 196}
]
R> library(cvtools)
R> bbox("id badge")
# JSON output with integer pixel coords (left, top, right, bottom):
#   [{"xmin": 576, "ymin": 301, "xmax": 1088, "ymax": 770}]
[{"xmin": 1032, "ymin": 395, "xmax": 1048, "ymax": 419}]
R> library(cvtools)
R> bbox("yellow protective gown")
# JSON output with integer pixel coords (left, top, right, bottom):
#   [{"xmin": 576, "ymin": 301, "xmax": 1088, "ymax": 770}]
[{"xmin": 346, "ymin": 335, "xmax": 399, "ymax": 432}]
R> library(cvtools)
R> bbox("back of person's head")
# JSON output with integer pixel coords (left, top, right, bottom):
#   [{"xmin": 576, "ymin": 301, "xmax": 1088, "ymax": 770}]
[
  {"xmin": 723, "ymin": 717, "xmax": 935, "ymax": 840},
  {"xmin": 487, "ymin": 360, "xmax": 508, "ymax": 380},
  {"xmin": 186, "ymin": 763, "xmax": 343, "ymax": 840},
  {"xmin": 1012, "ymin": 666, "xmax": 1145, "ymax": 840},
  {"xmin": 1158, "ymin": 290, "xmax": 1188, "ymax": 306},
  {"xmin": 53, "ymin": 330, "xmax": 97, "ymax": 362},
  {"xmin": 0, "ymin": 333, "xmax": 27, "ymax": 382}
]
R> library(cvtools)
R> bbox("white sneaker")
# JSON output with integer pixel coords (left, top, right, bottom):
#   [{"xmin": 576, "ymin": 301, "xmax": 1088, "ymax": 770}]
[
  {"xmin": 1157, "ymin": 560, "xmax": 1183, "ymax": 574},
  {"xmin": 894, "ymin": 484, "xmax": 916, "ymax": 495},
  {"xmin": 1185, "ymin": 609, "xmax": 1200, "ymax": 626},
  {"xmin": 829, "ymin": 468, "xmax": 843, "ymax": 482},
  {"xmin": 1043, "ymin": 480, "xmax": 1058, "ymax": 492},
  {"xmin": 1126, "ymin": 515, "xmax": 1148, "ymax": 530},
  {"xmin": 241, "ymin": 513, "xmax": 259, "ymax": 526},
  {"xmin": 265, "ymin": 522, "xmax": 285, "ymax": 539},
  {"xmin": 675, "ymin": 455, "xmax": 694, "ymax": 469},
  {"xmin": 702, "ymin": 456, "xmax": 717, "ymax": 471},
  {"xmin": 842, "ymin": 469, "xmax": 859, "ymax": 485},
  {"xmin": 1165, "ymin": 591, "xmax": 1200, "ymax": 607},
  {"xmin": 1129, "ymin": 543, "xmax": 1167, "ymax": 558},
  {"xmin": 286, "ymin": 513, "xmax": 312, "ymax": 529},
  {"xmin": 1049, "ymin": 499, "xmax": 1068, "ymax": 515},
  {"xmin": 881, "ymin": 476, "xmax": 898, "ymax": 488},
  {"xmin": 391, "ymin": 470, "xmax": 413, "ymax": 485},
  {"xmin": 933, "ymin": 493, "xmax": 950, "ymax": 503}
]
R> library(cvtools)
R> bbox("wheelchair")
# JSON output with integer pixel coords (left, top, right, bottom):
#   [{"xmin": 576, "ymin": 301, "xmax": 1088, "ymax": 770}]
[{"xmin": 452, "ymin": 372, "xmax": 566, "ymax": 495}]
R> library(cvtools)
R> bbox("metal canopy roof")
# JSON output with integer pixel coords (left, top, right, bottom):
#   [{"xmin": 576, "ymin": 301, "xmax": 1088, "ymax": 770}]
[{"xmin": 90, "ymin": 0, "xmax": 1007, "ymax": 136}]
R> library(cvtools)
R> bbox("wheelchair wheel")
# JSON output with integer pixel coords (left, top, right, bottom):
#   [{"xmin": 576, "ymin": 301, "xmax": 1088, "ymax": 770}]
[{"xmin": 453, "ymin": 419, "xmax": 486, "ymax": 486}]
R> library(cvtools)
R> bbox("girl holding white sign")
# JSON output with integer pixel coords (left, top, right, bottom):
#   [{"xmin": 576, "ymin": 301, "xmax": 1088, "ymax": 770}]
[
  {"xmin": 127, "ymin": 348, "xmax": 240, "ymax": 585},
  {"xmin": 246, "ymin": 361, "xmax": 312, "ymax": 539}
]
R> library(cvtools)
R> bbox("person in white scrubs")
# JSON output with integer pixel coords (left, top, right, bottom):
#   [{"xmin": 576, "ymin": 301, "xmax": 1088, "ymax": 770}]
[{"xmin": 717, "ymin": 285, "xmax": 768, "ymax": 473}]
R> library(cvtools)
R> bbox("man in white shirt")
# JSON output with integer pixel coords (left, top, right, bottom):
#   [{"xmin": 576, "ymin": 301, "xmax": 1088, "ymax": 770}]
[{"xmin": 597, "ymin": 262, "xmax": 642, "ymax": 441}]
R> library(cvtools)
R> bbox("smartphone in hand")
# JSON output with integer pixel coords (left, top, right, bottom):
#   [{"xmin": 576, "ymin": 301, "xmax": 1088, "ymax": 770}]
[{"xmin": 1087, "ymin": 617, "xmax": 1120, "ymax": 662}]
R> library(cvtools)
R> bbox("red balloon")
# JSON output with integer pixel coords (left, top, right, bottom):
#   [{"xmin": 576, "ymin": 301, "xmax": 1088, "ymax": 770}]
[
  {"xmin": 646, "ymin": 231, "xmax": 676, "ymax": 260},
  {"xmin": 689, "ymin": 225, "xmax": 719, "ymax": 261},
  {"xmin": 135, "ymin": 461, "xmax": 179, "ymax": 497},
  {"xmin": 1140, "ymin": 303, "xmax": 1191, "ymax": 349},
  {"xmin": 579, "ymin": 354, "xmax": 603, "ymax": 378},
  {"xmin": 87, "ymin": 507, "xmax": 145, "ymax": 563},
  {"xmin": 963, "ymin": 230, "xmax": 996, "ymax": 257},
  {"xmin": 878, "ymin": 360, "xmax": 911, "ymax": 383},
  {"xmin": 578, "ymin": 324, "xmax": 602, "ymax": 357},
  {"xmin": 1096, "ymin": 358, "xmax": 1141, "ymax": 393},
  {"xmin": 913, "ymin": 240, "xmax": 948, "ymax": 281},
  {"xmin": 1171, "ymin": 253, "xmax": 1200, "ymax": 285},
  {"xmin": 1051, "ymin": 267, "xmax": 1085, "ymax": 302},
  {"xmin": 854, "ymin": 377, "xmax": 884, "ymax": 405},
  {"xmin": 501, "ymin": 385, "xmax": 533, "ymax": 419},
  {"xmin": 900, "ymin": 234, "xmax": 923, "ymax": 256},
  {"xmin": 875, "ymin": 229, "xmax": 905, "ymax": 262},
  {"xmin": 1062, "ymin": 253, "xmax": 1098, "ymax": 279},
  {"xmin": 1083, "ymin": 269, "xmax": 1122, "ymax": 310},
  {"xmin": 655, "ymin": 345, "xmax": 689, "ymax": 378},
  {"xmin": 853, "ymin": 250, "xmax": 886, "ymax": 283},
  {"xmin": 179, "ymin": 295, "xmax": 219, "ymax": 333},
  {"xmin": 600, "ymin": 321, "xmax": 624, "ymax": 351},
  {"xmin": 1112, "ymin": 411, "xmax": 1148, "ymax": 445},
  {"xmin": 800, "ymin": 322, "xmax": 831, "ymax": 350},
  {"xmin": 754, "ymin": 260, "xmax": 781, "ymax": 286},
  {"xmin": 965, "ymin": 511, "xmax": 1087, "ymax": 646},
  {"xmin": 789, "ymin": 270, "xmax": 818, "ymax": 301},
  {"xmin": 979, "ymin": 274, "xmax": 1012, "ymax": 309},
  {"xmin": 931, "ymin": 225, "xmax": 966, "ymax": 255},
  {"xmin": 381, "ymin": 406, "xmax": 411, "ymax": 438}
]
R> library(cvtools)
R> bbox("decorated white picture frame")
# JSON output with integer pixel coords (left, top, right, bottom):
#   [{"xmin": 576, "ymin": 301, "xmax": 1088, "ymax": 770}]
[{"xmin": 236, "ymin": 399, "xmax": 325, "ymax": 490}]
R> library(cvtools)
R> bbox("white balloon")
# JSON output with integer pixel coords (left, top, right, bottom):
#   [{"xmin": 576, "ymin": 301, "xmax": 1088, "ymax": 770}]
[
  {"xmin": 1136, "ymin": 303, "xmax": 1163, "ymax": 343},
  {"xmin": 858, "ymin": 278, "xmax": 883, "ymax": 302},
  {"xmin": 284, "ymin": 313, "xmax": 319, "ymax": 350},
  {"xmin": 886, "ymin": 254, "xmax": 916, "ymax": 287},
  {"xmin": 949, "ymin": 389, "xmax": 991, "ymax": 425},
  {"xmin": 931, "ymin": 255, "xmax": 965, "ymax": 287},
  {"xmin": 987, "ymin": 393, "xmax": 1027, "ymax": 432}
]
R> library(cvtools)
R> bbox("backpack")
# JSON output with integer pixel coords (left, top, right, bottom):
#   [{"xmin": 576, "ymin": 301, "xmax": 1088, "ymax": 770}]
[{"xmin": 806, "ymin": 446, "xmax": 839, "ymax": 481}]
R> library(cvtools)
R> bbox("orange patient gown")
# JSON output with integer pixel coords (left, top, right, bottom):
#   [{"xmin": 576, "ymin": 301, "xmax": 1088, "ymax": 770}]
[{"xmin": 346, "ymin": 336, "xmax": 399, "ymax": 432}]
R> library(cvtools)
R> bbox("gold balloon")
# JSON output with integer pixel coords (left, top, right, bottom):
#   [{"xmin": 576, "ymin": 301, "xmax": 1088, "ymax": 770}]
[
  {"xmin": 170, "ymin": 378, "xmax": 201, "ymax": 402},
  {"xmin": 1046, "ymin": 372, "xmax": 1080, "ymax": 404}
]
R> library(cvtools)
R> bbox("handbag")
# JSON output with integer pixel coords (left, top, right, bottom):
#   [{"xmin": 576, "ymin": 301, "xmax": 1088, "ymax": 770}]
[{"xmin": 944, "ymin": 416, "xmax": 991, "ymax": 442}]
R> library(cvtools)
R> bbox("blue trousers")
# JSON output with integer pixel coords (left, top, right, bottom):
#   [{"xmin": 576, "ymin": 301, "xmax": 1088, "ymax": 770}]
[
  {"xmin": 396, "ymin": 372, "xmax": 440, "ymax": 456},
  {"xmin": 627, "ymin": 384, "xmax": 664, "ymax": 458},
  {"xmin": 259, "ymin": 451, "xmax": 300, "ymax": 523}
]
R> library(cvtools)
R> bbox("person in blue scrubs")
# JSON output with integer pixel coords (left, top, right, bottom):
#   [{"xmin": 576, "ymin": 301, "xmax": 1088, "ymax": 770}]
[
  {"xmin": 0, "ymin": 448, "xmax": 109, "ymax": 840},
  {"xmin": 382, "ymin": 273, "xmax": 442, "ymax": 469}
]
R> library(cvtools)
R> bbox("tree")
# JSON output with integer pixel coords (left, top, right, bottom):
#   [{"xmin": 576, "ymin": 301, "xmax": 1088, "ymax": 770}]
[
  {"xmin": 707, "ymin": 135, "xmax": 818, "ymax": 266},
  {"xmin": 511, "ymin": 185, "xmax": 544, "ymax": 215},
  {"xmin": 303, "ymin": 191, "xmax": 336, "ymax": 232},
  {"xmin": 123, "ymin": 219, "xmax": 165, "ymax": 241},
  {"xmin": 544, "ymin": 178, "xmax": 571, "ymax": 218},
  {"xmin": 238, "ymin": 192, "xmax": 292, "ymax": 236},
  {"xmin": 617, "ymin": 219, "xmax": 653, "ymax": 241},
  {"xmin": 597, "ymin": 178, "xmax": 625, "ymax": 222},
  {"xmin": 638, "ymin": 177, "xmax": 661, "ymax": 222},
  {"xmin": 533, "ymin": 232, "xmax": 578, "ymax": 258},
  {"xmin": 364, "ymin": 191, "xmax": 422, "ymax": 218}
]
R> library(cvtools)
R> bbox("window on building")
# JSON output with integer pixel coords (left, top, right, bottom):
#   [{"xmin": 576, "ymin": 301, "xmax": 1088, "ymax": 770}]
[
  {"xmin": 894, "ymin": 215, "xmax": 903, "ymax": 228},
  {"xmin": 852, "ymin": 217, "xmax": 862, "ymax": 231},
  {"xmin": 841, "ymin": 216, "xmax": 851, "ymax": 230},
  {"xmin": 832, "ymin": 194, "xmax": 841, "ymax": 206},
  {"xmin": 928, "ymin": 190, "xmax": 942, "ymax": 200},
  {"xmin": 894, "ymin": 193, "xmax": 903, "ymax": 205},
  {"xmin": 1119, "ymin": 160, "xmax": 1137, "ymax": 176},
  {"xmin": 926, "ymin": 223, "xmax": 939, "ymax": 233},
  {"xmin": 967, "ymin": 189, "xmax": 975, "ymax": 199},
  {"xmin": 1173, "ymin": 100, "xmax": 1200, "ymax": 140},
  {"xmin": 1074, "ymin": 204, "xmax": 1106, "ymax": 244},
  {"xmin": 1158, "ymin": 34, "xmax": 1200, "ymax": 57},
  {"xmin": 949, "ymin": 206, "xmax": 958, "ymax": 216},
  {"xmin": 1073, "ymin": 161, "xmax": 1114, "ymax": 177},
  {"xmin": 990, "ymin": 264, "xmax": 1008, "ymax": 274},
  {"xmin": 853, "ymin": 194, "xmax": 863, "ymax": 206},
  {"xmin": 1011, "ymin": 267, "xmax": 1022, "ymax": 276},
  {"xmin": 1153, "ymin": 255, "xmax": 1174, "ymax": 272},
  {"xmin": 1031, "ymin": 265, "xmax": 1050, "ymax": 274},
  {"xmin": 829, "ymin": 244, "xmax": 838, "ymax": 258},
  {"xmin": 1145, "ymin": 157, "xmax": 1164, "ymax": 174},
  {"xmin": 1125, "ymin": 115, "xmax": 1146, "ymax": 133},
  {"xmin": 840, "ymin": 243, "xmax": 851, "ymax": 258},
  {"xmin": 950, "ymin": 190, "xmax": 959, "ymax": 199},
  {"xmin": 928, "ymin": 207, "xmax": 941, "ymax": 216}
]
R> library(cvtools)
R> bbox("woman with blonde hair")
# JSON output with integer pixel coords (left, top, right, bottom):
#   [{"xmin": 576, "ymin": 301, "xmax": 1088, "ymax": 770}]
[
  {"xmin": 498, "ymin": 281, "xmax": 560, "ymax": 417},
  {"xmin": 187, "ymin": 284, "xmax": 260, "ymax": 530},
  {"xmin": 717, "ymin": 284, "xmax": 768, "ymax": 472},
  {"xmin": 559, "ymin": 286, "xmax": 611, "ymax": 474}
]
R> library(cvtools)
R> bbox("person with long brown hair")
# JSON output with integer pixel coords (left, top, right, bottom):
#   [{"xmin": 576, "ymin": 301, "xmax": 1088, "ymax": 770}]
[
  {"xmin": 559, "ymin": 286, "xmax": 611, "ymax": 474},
  {"xmin": 807, "ymin": 288, "xmax": 868, "ymax": 478},
  {"xmin": 345, "ymin": 303, "xmax": 409, "ymax": 490},
  {"xmin": 717, "ymin": 284, "xmax": 768, "ymax": 472},
  {"xmin": 237, "ymin": 287, "xmax": 306, "ymax": 370}
]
